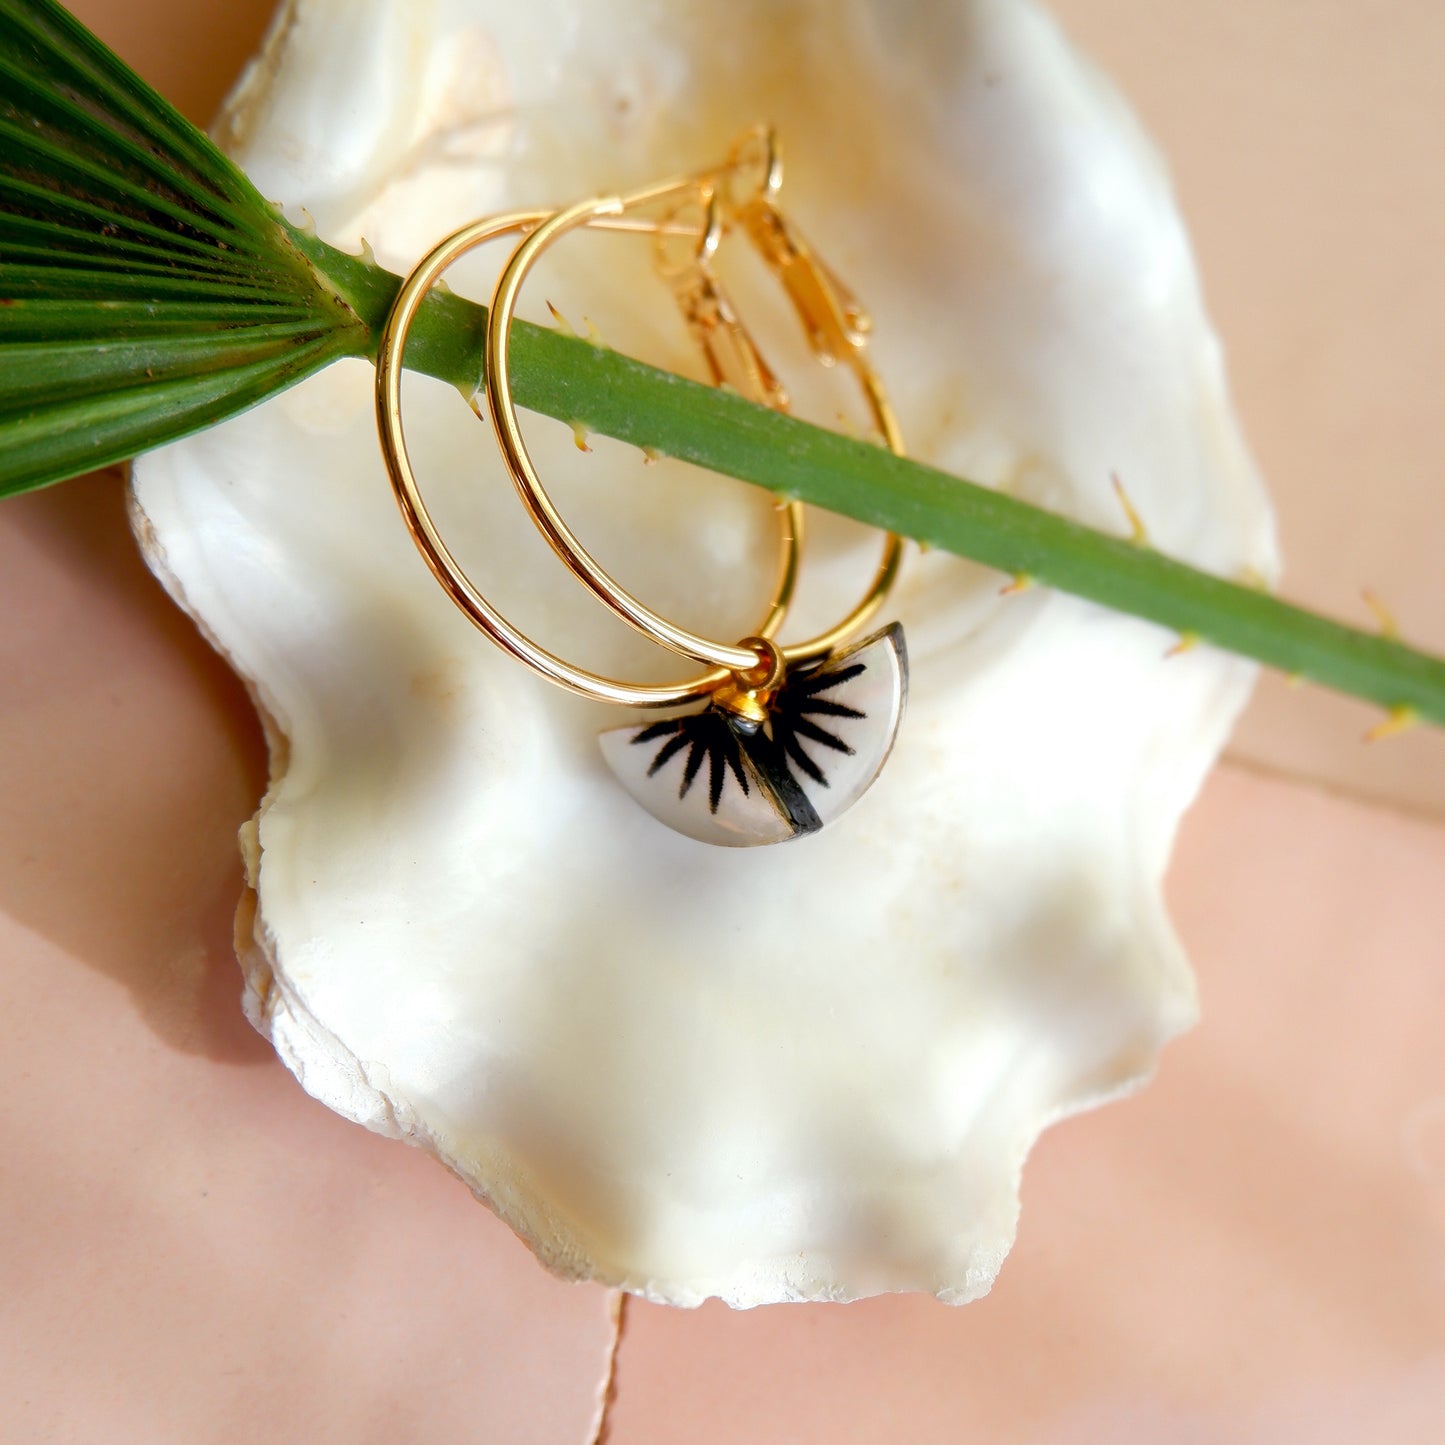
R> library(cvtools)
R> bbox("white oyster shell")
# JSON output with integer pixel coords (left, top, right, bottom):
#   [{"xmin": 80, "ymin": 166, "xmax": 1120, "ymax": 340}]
[{"xmin": 131, "ymin": 0, "xmax": 1276, "ymax": 1305}]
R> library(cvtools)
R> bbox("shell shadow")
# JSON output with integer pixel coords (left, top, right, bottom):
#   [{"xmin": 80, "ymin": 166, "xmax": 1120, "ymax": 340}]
[{"xmin": 0, "ymin": 471, "xmax": 271, "ymax": 1064}]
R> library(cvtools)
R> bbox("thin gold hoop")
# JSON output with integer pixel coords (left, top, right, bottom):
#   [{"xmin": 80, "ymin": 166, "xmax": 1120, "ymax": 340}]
[
  {"xmin": 375, "ymin": 210, "xmax": 801, "ymax": 708},
  {"xmin": 486, "ymin": 195, "xmax": 767, "ymax": 674},
  {"xmin": 730, "ymin": 168, "xmax": 908, "ymax": 661},
  {"xmin": 484, "ymin": 145, "xmax": 907, "ymax": 669}
]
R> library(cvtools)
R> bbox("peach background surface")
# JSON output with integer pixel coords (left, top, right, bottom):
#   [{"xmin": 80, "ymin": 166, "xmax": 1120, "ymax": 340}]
[
  {"xmin": 3, "ymin": 2, "xmax": 1444, "ymax": 1441},
  {"xmin": 1049, "ymin": 0, "xmax": 1445, "ymax": 819}
]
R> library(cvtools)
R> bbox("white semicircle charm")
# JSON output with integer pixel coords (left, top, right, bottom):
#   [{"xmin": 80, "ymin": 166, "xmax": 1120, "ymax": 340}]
[{"xmin": 599, "ymin": 624, "xmax": 908, "ymax": 847}]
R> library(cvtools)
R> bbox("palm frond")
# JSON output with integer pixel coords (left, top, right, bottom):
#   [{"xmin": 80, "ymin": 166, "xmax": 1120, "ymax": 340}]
[{"xmin": 0, "ymin": 0, "xmax": 363, "ymax": 495}]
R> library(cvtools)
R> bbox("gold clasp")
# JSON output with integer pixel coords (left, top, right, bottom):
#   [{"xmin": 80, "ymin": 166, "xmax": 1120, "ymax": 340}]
[
  {"xmin": 626, "ymin": 125, "xmax": 871, "ymax": 377},
  {"xmin": 654, "ymin": 188, "xmax": 789, "ymax": 409},
  {"xmin": 735, "ymin": 195, "xmax": 872, "ymax": 366}
]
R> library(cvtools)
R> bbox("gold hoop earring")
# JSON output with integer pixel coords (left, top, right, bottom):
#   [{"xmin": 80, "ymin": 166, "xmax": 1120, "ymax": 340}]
[
  {"xmin": 377, "ymin": 133, "xmax": 909, "ymax": 847},
  {"xmin": 375, "ymin": 207, "xmax": 801, "ymax": 708},
  {"xmin": 484, "ymin": 135, "xmax": 909, "ymax": 845},
  {"xmin": 484, "ymin": 135, "xmax": 906, "ymax": 668}
]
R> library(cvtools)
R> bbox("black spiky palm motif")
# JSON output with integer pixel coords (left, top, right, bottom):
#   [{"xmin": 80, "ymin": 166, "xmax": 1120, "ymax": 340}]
[
  {"xmin": 630, "ymin": 659, "xmax": 868, "ymax": 814},
  {"xmin": 767, "ymin": 660, "xmax": 866, "ymax": 787},
  {"xmin": 631, "ymin": 709, "xmax": 752, "ymax": 813}
]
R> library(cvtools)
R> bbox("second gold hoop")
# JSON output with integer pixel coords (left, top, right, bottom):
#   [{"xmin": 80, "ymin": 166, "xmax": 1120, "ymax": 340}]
[{"xmin": 485, "ymin": 175, "xmax": 907, "ymax": 670}]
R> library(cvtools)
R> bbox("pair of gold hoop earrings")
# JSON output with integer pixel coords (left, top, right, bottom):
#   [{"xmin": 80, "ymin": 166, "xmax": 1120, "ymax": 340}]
[{"xmin": 374, "ymin": 127, "xmax": 908, "ymax": 847}]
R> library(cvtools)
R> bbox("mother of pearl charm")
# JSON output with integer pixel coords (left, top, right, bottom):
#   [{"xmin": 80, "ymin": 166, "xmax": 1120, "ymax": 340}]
[{"xmin": 599, "ymin": 624, "xmax": 908, "ymax": 846}]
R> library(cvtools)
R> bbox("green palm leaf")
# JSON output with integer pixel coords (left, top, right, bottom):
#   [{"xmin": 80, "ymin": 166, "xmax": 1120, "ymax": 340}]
[{"xmin": 0, "ymin": 0, "xmax": 362, "ymax": 490}]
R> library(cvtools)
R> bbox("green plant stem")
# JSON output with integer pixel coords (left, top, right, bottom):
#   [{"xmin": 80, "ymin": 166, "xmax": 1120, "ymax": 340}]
[{"xmin": 291, "ymin": 227, "xmax": 1445, "ymax": 731}]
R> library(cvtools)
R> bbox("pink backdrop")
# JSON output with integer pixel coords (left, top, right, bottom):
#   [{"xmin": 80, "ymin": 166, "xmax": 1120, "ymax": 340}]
[{"xmin": 3, "ymin": 3, "xmax": 1443, "ymax": 1439}]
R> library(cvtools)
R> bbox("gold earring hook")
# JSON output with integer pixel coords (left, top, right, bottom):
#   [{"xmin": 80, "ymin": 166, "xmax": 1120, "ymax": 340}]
[
  {"xmin": 735, "ymin": 195, "xmax": 871, "ymax": 365},
  {"xmin": 655, "ymin": 187, "xmax": 790, "ymax": 411},
  {"xmin": 721, "ymin": 124, "xmax": 784, "ymax": 213}
]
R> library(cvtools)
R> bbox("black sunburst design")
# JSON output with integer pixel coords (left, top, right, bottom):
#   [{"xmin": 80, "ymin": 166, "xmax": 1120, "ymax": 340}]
[
  {"xmin": 630, "ymin": 659, "xmax": 868, "ymax": 814},
  {"xmin": 767, "ymin": 660, "xmax": 866, "ymax": 788},
  {"xmin": 630, "ymin": 709, "xmax": 752, "ymax": 813}
]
